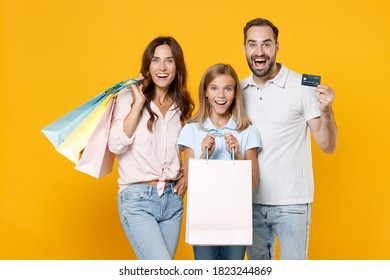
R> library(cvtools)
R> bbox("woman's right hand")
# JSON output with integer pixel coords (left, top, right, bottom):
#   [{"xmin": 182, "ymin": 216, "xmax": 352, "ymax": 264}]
[
  {"xmin": 122, "ymin": 74, "xmax": 146, "ymax": 138},
  {"xmin": 201, "ymin": 133, "xmax": 215, "ymax": 159},
  {"xmin": 129, "ymin": 73, "xmax": 146, "ymax": 110},
  {"xmin": 130, "ymin": 83, "xmax": 145, "ymax": 110}
]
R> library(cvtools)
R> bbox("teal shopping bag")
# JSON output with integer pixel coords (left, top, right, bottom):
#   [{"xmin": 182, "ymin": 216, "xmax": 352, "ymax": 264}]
[
  {"xmin": 42, "ymin": 92, "xmax": 107, "ymax": 148},
  {"xmin": 41, "ymin": 78, "xmax": 139, "ymax": 148}
]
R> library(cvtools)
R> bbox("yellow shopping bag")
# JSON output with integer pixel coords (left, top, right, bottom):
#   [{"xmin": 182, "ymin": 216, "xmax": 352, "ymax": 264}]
[
  {"xmin": 56, "ymin": 94, "xmax": 114, "ymax": 163},
  {"xmin": 74, "ymin": 96, "xmax": 116, "ymax": 178}
]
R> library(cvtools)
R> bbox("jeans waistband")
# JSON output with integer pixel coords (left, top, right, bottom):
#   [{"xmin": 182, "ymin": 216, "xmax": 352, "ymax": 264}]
[{"xmin": 121, "ymin": 181, "xmax": 177, "ymax": 194}]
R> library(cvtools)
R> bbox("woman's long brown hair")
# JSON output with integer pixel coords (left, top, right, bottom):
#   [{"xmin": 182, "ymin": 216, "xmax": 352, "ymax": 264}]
[{"xmin": 139, "ymin": 36, "xmax": 194, "ymax": 131}]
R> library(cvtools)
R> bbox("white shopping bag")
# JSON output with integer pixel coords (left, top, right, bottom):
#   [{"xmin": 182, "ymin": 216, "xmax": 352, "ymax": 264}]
[{"xmin": 186, "ymin": 155, "xmax": 252, "ymax": 245}]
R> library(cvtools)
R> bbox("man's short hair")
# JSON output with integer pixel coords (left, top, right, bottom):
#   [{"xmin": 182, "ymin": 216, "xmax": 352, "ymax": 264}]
[{"xmin": 243, "ymin": 18, "xmax": 279, "ymax": 43}]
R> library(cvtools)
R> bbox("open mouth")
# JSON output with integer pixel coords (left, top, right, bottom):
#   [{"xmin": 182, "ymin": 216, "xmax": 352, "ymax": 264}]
[
  {"xmin": 215, "ymin": 101, "xmax": 227, "ymax": 105},
  {"xmin": 253, "ymin": 57, "xmax": 267, "ymax": 68},
  {"xmin": 156, "ymin": 73, "xmax": 169, "ymax": 78}
]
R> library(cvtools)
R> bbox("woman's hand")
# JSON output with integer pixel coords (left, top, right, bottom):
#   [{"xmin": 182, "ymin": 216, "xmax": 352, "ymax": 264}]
[
  {"xmin": 174, "ymin": 177, "xmax": 187, "ymax": 197},
  {"xmin": 122, "ymin": 74, "xmax": 146, "ymax": 138},
  {"xmin": 129, "ymin": 73, "xmax": 146, "ymax": 110}
]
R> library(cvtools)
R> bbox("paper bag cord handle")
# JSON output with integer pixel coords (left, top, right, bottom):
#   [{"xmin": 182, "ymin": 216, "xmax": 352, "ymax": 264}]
[
  {"xmin": 204, "ymin": 147, "xmax": 235, "ymax": 162},
  {"xmin": 104, "ymin": 78, "xmax": 140, "ymax": 95}
]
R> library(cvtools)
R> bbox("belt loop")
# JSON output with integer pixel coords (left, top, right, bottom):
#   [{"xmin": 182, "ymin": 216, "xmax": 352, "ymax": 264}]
[
  {"xmin": 166, "ymin": 181, "xmax": 174, "ymax": 193},
  {"xmin": 148, "ymin": 186, "xmax": 153, "ymax": 197}
]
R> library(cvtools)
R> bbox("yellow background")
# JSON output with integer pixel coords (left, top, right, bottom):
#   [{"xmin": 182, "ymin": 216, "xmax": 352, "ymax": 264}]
[{"xmin": 1, "ymin": 0, "xmax": 389, "ymax": 260}]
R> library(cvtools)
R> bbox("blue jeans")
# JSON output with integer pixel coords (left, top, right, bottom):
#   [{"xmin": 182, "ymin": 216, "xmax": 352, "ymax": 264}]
[
  {"xmin": 247, "ymin": 203, "xmax": 311, "ymax": 260},
  {"xmin": 193, "ymin": 245, "xmax": 246, "ymax": 260},
  {"xmin": 118, "ymin": 182, "xmax": 183, "ymax": 260}
]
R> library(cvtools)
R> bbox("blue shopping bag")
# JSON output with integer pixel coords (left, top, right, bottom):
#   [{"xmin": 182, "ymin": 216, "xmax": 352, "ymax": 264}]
[
  {"xmin": 42, "ymin": 93, "xmax": 107, "ymax": 148},
  {"xmin": 41, "ymin": 78, "xmax": 139, "ymax": 148}
]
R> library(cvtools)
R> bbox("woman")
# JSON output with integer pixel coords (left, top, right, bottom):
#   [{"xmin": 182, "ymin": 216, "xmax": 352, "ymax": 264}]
[
  {"xmin": 178, "ymin": 63, "xmax": 261, "ymax": 260},
  {"xmin": 108, "ymin": 36, "xmax": 194, "ymax": 260}
]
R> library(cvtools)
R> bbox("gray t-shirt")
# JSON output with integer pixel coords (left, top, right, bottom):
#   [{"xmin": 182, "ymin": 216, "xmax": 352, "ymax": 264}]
[{"xmin": 241, "ymin": 64, "xmax": 320, "ymax": 205}]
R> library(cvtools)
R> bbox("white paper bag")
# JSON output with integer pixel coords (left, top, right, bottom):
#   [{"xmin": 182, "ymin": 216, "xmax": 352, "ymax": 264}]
[{"xmin": 186, "ymin": 158, "xmax": 252, "ymax": 245}]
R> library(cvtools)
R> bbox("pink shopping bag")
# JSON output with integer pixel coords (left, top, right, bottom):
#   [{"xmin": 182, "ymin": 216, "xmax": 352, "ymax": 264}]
[{"xmin": 74, "ymin": 96, "xmax": 116, "ymax": 178}]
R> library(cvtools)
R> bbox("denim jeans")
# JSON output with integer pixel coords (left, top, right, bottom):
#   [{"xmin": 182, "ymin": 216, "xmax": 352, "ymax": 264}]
[
  {"xmin": 193, "ymin": 245, "xmax": 246, "ymax": 260},
  {"xmin": 118, "ymin": 182, "xmax": 183, "ymax": 260},
  {"xmin": 247, "ymin": 203, "xmax": 311, "ymax": 260}
]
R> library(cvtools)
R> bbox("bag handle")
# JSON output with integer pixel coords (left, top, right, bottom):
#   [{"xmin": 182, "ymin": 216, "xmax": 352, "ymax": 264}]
[
  {"xmin": 204, "ymin": 147, "xmax": 235, "ymax": 162},
  {"xmin": 104, "ymin": 78, "xmax": 140, "ymax": 95},
  {"xmin": 204, "ymin": 132, "xmax": 235, "ymax": 163}
]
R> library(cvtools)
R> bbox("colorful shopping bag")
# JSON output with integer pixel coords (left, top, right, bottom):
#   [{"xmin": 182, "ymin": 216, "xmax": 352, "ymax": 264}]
[
  {"xmin": 56, "ymin": 94, "xmax": 114, "ymax": 163},
  {"xmin": 41, "ymin": 78, "xmax": 139, "ymax": 177},
  {"xmin": 41, "ymin": 92, "xmax": 108, "ymax": 148},
  {"xmin": 41, "ymin": 78, "xmax": 139, "ymax": 148},
  {"xmin": 74, "ymin": 96, "xmax": 116, "ymax": 178},
  {"xmin": 186, "ymin": 153, "xmax": 252, "ymax": 245}
]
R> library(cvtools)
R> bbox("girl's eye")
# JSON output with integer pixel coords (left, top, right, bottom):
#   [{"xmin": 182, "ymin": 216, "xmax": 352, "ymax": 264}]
[
  {"xmin": 166, "ymin": 58, "xmax": 174, "ymax": 63},
  {"xmin": 224, "ymin": 87, "xmax": 234, "ymax": 93},
  {"xmin": 210, "ymin": 86, "xmax": 217, "ymax": 91},
  {"xmin": 151, "ymin": 58, "xmax": 159, "ymax": 63}
]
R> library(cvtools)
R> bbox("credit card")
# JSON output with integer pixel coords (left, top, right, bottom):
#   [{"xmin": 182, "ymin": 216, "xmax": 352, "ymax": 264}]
[{"xmin": 301, "ymin": 74, "xmax": 321, "ymax": 87}]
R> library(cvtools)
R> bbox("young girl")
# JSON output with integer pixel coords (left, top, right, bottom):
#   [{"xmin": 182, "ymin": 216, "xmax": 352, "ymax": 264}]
[
  {"xmin": 178, "ymin": 63, "xmax": 262, "ymax": 260},
  {"xmin": 108, "ymin": 36, "xmax": 194, "ymax": 260}
]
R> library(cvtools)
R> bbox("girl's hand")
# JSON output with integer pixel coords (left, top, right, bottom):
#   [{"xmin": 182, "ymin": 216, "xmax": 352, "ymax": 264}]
[
  {"xmin": 225, "ymin": 133, "xmax": 243, "ymax": 159},
  {"xmin": 201, "ymin": 133, "xmax": 215, "ymax": 158}
]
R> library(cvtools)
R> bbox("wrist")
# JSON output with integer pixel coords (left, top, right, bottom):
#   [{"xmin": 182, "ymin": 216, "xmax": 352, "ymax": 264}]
[
  {"xmin": 234, "ymin": 152, "xmax": 243, "ymax": 160},
  {"xmin": 132, "ymin": 102, "xmax": 144, "ymax": 111}
]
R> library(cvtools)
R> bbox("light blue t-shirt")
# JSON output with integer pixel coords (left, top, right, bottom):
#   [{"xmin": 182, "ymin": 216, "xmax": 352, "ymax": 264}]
[{"xmin": 178, "ymin": 117, "xmax": 262, "ymax": 160}]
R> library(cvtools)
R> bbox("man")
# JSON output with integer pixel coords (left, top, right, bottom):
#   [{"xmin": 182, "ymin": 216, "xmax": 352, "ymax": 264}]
[{"xmin": 241, "ymin": 18, "xmax": 338, "ymax": 260}]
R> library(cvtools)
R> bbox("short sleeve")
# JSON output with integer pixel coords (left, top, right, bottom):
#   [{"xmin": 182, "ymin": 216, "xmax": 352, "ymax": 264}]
[
  {"xmin": 245, "ymin": 125, "xmax": 262, "ymax": 153},
  {"xmin": 177, "ymin": 123, "xmax": 197, "ymax": 150},
  {"xmin": 302, "ymin": 87, "xmax": 321, "ymax": 121}
]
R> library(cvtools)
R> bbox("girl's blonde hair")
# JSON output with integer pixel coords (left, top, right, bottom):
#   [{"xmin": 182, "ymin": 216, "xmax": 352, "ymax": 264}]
[{"xmin": 191, "ymin": 63, "xmax": 251, "ymax": 131}]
